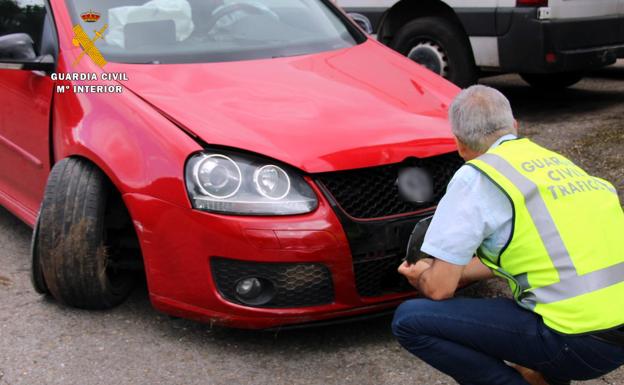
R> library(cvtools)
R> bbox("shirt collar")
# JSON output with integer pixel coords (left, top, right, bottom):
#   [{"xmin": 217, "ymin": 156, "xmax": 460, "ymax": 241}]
[{"xmin": 489, "ymin": 134, "xmax": 518, "ymax": 151}]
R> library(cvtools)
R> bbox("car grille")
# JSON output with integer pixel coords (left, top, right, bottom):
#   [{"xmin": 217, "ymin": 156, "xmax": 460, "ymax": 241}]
[
  {"xmin": 315, "ymin": 152, "xmax": 463, "ymax": 298},
  {"xmin": 211, "ymin": 258, "xmax": 334, "ymax": 308},
  {"xmin": 353, "ymin": 249, "xmax": 411, "ymax": 297},
  {"xmin": 315, "ymin": 152, "xmax": 463, "ymax": 219}
]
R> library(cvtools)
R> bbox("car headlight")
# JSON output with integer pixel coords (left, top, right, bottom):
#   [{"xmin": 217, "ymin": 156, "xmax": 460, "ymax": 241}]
[{"xmin": 185, "ymin": 151, "xmax": 318, "ymax": 215}]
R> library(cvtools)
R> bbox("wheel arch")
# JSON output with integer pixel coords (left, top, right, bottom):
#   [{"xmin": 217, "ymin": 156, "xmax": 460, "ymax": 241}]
[
  {"xmin": 378, "ymin": 0, "xmax": 474, "ymax": 60},
  {"xmin": 42, "ymin": 154, "xmax": 146, "ymax": 270},
  {"xmin": 51, "ymin": 153, "xmax": 130, "ymax": 209},
  {"xmin": 45, "ymin": 89, "xmax": 204, "ymax": 285},
  {"xmin": 49, "ymin": 88, "xmax": 201, "ymax": 208}
]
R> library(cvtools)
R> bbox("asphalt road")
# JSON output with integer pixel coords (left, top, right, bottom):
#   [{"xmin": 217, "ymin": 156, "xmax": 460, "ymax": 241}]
[{"xmin": 1, "ymin": 62, "xmax": 623, "ymax": 385}]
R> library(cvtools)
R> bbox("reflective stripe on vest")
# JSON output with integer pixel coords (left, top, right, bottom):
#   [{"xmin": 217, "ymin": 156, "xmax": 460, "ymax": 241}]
[{"xmin": 478, "ymin": 153, "xmax": 623, "ymax": 306}]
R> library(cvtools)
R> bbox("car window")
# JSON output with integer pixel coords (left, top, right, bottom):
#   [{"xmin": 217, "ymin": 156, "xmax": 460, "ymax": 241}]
[
  {"xmin": 64, "ymin": 0, "xmax": 364, "ymax": 64},
  {"xmin": 0, "ymin": 0, "xmax": 47, "ymax": 54}
]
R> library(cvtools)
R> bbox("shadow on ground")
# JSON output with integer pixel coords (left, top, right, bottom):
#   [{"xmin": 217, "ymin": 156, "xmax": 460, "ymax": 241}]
[{"xmin": 483, "ymin": 64, "xmax": 624, "ymax": 122}]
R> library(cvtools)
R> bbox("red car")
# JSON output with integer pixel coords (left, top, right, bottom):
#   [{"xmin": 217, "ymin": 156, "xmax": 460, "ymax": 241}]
[{"xmin": 0, "ymin": 0, "xmax": 462, "ymax": 328}]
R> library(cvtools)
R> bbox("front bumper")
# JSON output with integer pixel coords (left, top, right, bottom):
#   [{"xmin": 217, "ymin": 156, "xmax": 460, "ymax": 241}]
[
  {"xmin": 498, "ymin": 9, "xmax": 624, "ymax": 73},
  {"xmin": 122, "ymin": 182, "xmax": 426, "ymax": 329}
]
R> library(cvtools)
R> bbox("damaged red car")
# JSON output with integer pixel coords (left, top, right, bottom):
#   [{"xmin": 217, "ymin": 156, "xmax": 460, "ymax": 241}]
[{"xmin": 0, "ymin": 0, "xmax": 462, "ymax": 328}]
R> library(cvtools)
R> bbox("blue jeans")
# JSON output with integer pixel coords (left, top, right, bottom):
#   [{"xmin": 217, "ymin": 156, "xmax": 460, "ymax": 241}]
[{"xmin": 392, "ymin": 298, "xmax": 624, "ymax": 385}]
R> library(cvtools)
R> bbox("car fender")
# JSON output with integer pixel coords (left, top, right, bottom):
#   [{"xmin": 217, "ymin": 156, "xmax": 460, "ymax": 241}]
[{"xmin": 51, "ymin": 64, "xmax": 201, "ymax": 209}]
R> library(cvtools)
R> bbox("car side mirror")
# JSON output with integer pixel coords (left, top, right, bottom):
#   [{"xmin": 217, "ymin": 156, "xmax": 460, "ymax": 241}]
[
  {"xmin": 348, "ymin": 13, "xmax": 373, "ymax": 35},
  {"xmin": 0, "ymin": 33, "xmax": 55, "ymax": 72}
]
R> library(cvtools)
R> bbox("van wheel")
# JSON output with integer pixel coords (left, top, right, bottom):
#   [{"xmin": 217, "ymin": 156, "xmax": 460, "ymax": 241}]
[
  {"xmin": 37, "ymin": 158, "xmax": 135, "ymax": 309},
  {"xmin": 520, "ymin": 72, "xmax": 583, "ymax": 89},
  {"xmin": 391, "ymin": 17, "xmax": 477, "ymax": 88}
]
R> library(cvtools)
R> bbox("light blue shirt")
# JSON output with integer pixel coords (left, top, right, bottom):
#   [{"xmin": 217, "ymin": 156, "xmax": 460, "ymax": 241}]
[{"xmin": 421, "ymin": 134, "xmax": 516, "ymax": 266}]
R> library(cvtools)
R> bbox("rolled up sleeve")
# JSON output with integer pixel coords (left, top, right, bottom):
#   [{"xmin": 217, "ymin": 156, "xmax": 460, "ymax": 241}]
[{"xmin": 421, "ymin": 165, "xmax": 508, "ymax": 266}]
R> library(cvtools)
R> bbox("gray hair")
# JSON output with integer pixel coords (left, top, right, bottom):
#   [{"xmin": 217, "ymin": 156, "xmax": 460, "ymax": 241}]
[{"xmin": 449, "ymin": 85, "xmax": 516, "ymax": 152}]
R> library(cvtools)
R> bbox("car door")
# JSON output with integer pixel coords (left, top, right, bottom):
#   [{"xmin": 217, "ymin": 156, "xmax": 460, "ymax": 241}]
[{"xmin": 0, "ymin": 0, "xmax": 55, "ymax": 224}]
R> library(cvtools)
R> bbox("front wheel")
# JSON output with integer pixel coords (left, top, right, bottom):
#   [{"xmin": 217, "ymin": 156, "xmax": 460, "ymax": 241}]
[
  {"xmin": 36, "ymin": 158, "xmax": 135, "ymax": 309},
  {"xmin": 390, "ymin": 17, "xmax": 478, "ymax": 88},
  {"xmin": 31, "ymin": 217, "xmax": 49, "ymax": 294},
  {"xmin": 520, "ymin": 72, "xmax": 584, "ymax": 89}
]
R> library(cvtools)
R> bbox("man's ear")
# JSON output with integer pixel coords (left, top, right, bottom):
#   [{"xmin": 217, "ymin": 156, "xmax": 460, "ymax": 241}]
[
  {"xmin": 455, "ymin": 138, "xmax": 482, "ymax": 162},
  {"xmin": 513, "ymin": 120, "xmax": 519, "ymax": 135},
  {"xmin": 454, "ymin": 138, "xmax": 469, "ymax": 160},
  {"xmin": 454, "ymin": 137, "xmax": 465, "ymax": 156}
]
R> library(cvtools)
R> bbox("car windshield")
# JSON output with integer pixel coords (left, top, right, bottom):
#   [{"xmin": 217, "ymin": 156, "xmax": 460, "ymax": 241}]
[{"xmin": 64, "ymin": 0, "xmax": 362, "ymax": 64}]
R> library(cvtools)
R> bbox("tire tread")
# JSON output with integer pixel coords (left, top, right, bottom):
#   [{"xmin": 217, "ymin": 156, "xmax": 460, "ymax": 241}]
[{"xmin": 38, "ymin": 158, "xmax": 134, "ymax": 309}]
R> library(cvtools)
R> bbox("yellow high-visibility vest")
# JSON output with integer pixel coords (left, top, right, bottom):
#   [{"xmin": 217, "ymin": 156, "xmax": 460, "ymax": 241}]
[{"xmin": 468, "ymin": 138, "xmax": 624, "ymax": 334}]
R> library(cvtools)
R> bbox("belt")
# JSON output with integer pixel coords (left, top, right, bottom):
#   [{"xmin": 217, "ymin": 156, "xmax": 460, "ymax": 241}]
[{"xmin": 590, "ymin": 328, "xmax": 624, "ymax": 346}]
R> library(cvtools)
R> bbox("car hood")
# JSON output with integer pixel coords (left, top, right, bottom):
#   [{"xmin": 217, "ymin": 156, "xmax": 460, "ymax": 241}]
[{"xmin": 111, "ymin": 40, "xmax": 459, "ymax": 173}]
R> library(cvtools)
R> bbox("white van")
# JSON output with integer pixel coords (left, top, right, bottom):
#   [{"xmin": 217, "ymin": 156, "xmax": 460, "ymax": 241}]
[{"xmin": 339, "ymin": 0, "xmax": 624, "ymax": 88}]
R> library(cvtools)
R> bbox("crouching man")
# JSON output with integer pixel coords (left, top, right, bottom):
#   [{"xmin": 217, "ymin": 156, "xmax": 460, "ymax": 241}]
[{"xmin": 393, "ymin": 85, "xmax": 624, "ymax": 385}]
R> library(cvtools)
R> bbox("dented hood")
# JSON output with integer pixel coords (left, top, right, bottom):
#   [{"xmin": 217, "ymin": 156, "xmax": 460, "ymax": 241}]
[{"xmin": 113, "ymin": 40, "xmax": 459, "ymax": 173}]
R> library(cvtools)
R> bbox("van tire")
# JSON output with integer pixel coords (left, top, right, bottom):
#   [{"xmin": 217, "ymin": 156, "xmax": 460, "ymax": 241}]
[
  {"xmin": 391, "ymin": 17, "xmax": 477, "ymax": 88},
  {"xmin": 37, "ymin": 158, "xmax": 135, "ymax": 309},
  {"xmin": 520, "ymin": 72, "xmax": 583, "ymax": 89}
]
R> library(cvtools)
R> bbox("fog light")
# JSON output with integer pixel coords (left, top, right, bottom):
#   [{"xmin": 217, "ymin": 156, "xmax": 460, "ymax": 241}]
[
  {"xmin": 234, "ymin": 277, "xmax": 275, "ymax": 306},
  {"xmin": 236, "ymin": 278, "xmax": 263, "ymax": 299}
]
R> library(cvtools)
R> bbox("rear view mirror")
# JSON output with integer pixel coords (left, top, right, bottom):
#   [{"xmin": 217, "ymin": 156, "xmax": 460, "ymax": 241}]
[{"xmin": 0, "ymin": 33, "xmax": 54, "ymax": 72}]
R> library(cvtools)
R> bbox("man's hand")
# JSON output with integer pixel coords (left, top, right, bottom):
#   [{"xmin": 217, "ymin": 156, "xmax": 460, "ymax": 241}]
[
  {"xmin": 398, "ymin": 257, "xmax": 466, "ymax": 300},
  {"xmin": 398, "ymin": 259, "xmax": 433, "ymax": 288}
]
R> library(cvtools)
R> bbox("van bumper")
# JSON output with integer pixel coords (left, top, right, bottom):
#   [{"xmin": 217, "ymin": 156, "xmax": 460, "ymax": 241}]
[{"xmin": 498, "ymin": 8, "xmax": 624, "ymax": 73}]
